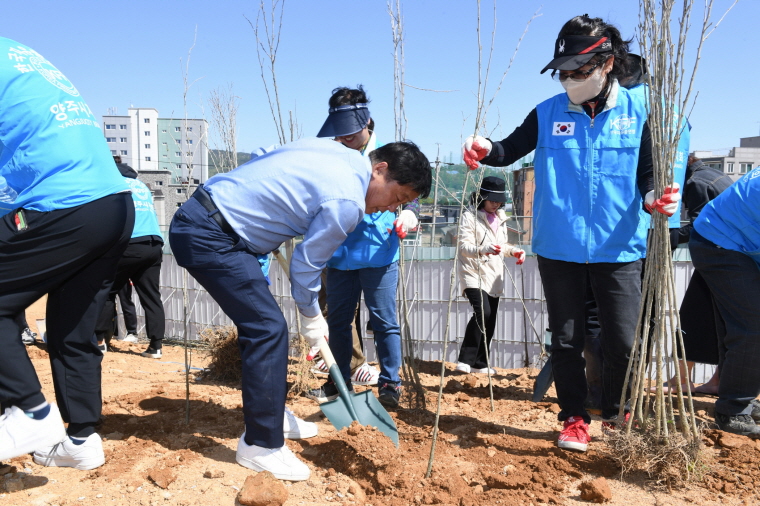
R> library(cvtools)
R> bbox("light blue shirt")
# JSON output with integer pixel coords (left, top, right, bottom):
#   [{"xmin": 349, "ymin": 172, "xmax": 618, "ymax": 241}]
[
  {"xmin": 205, "ymin": 137, "xmax": 370, "ymax": 316},
  {"xmin": 0, "ymin": 37, "xmax": 127, "ymax": 216},
  {"xmin": 695, "ymin": 167, "xmax": 760, "ymax": 267}
]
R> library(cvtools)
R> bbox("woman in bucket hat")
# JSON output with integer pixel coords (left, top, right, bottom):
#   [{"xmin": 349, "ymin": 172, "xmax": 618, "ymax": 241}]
[{"xmin": 456, "ymin": 176, "xmax": 525, "ymax": 375}]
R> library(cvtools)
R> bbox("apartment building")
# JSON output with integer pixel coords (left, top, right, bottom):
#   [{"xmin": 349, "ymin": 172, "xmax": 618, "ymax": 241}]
[
  {"xmin": 102, "ymin": 108, "xmax": 209, "ymax": 184},
  {"xmin": 693, "ymin": 135, "xmax": 760, "ymax": 182}
]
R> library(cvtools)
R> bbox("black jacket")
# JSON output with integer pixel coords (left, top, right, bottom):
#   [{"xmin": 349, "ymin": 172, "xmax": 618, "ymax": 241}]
[{"xmin": 677, "ymin": 160, "xmax": 734, "ymax": 244}]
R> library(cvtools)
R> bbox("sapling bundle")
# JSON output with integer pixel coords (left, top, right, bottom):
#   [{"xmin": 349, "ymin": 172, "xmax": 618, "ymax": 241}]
[{"xmin": 610, "ymin": 0, "xmax": 736, "ymax": 483}]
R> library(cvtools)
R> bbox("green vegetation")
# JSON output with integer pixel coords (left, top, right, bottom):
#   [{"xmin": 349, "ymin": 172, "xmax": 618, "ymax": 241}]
[{"xmin": 208, "ymin": 150, "xmax": 252, "ymax": 177}]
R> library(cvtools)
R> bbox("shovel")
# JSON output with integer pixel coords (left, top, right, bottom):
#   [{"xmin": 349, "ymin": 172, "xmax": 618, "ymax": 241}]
[
  {"xmin": 531, "ymin": 359, "xmax": 554, "ymax": 402},
  {"xmin": 316, "ymin": 337, "xmax": 399, "ymax": 447}
]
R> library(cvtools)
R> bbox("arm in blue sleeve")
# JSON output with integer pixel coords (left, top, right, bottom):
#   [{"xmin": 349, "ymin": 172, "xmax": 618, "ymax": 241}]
[{"xmin": 290, "ymin": 199, "xmax": 364, "ymax": 317}]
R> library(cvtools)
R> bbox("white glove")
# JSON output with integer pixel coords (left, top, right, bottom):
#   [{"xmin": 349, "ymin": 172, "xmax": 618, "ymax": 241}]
[
  {"xmin": 300, "ymin": 313, "xmax": 328, "ymax": 361},
  {"xmin": 478, "ymin": 243, "xmax": 501, "ymax": 256},
  {"xmin": 393, "ymin": 209, "xmax": 418, "ymax": 239},
  {"xmin": 644, "ymin": 182, "xmax": 681, "ymax": 217},
  {"xmin": 462, "ymin": 135, "xmax": 492, "ymax": 170}
]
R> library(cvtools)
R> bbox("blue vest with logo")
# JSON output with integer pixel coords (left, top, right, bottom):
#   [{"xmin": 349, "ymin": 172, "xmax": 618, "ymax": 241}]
[
  {"xmin": 125, "ymin": 178, "xmax": 162, "ymax": 240},
  {"xmin": 533, "ymin": 82, "xmax": 649, "ymax": 263},
  {"xmin": 694, "ymin": 167, "xmax": 760, "ymax": 267},
  {"xmin": 0, "ymin": 37, "xmax": 127, "ymax": 216},
  {"xmin": 626, "ymin": 83, "xmax": 691, "ymax": 230}
]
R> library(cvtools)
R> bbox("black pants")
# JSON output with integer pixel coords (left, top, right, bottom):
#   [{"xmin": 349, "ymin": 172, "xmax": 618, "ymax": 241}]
[
  {"xmin": 458, "ymin": 288, "xmax": 500, "ymax": 369},
  {"xmin": 0, "ymin": 194, "xmax": 133, "ymax": 435},
  {"xmin": 95, "ymin": 239, "xmax": 164, "ymax": 348},
  {"xmin": 538, "ymin": 256, "xmax": 643, "ymax": 422},
  {"xmin": 117, "ymin": 282, "xmax": 138, "ymax": 335}
]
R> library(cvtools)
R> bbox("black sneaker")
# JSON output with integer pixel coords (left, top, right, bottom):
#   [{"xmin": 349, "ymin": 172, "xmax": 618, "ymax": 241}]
[
  {"xmin": 378, "ymin": 383, "xmax": 401, "ymax": 409},
  {"xmin": 750, "ymin": 400, "xmax": 760, "ymax": 423},
  {"xmin": 715, "ymin": 412, "xmax": 760, "ymax": 437},
  {"xmin": 141, "ymin": 346, "xmax": 162, "ymax": 359},
  {"xmin": 305, "ymin": 381, "xmax": 352, "ymax": 404}
]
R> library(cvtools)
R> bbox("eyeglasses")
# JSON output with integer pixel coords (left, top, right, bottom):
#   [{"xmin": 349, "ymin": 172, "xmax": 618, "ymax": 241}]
[{"xmin": 551, "ymin": 58, "xmax": 607, "ymax": 82}]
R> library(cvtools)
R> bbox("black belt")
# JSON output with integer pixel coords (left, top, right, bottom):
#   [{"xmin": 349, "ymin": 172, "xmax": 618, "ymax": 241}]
[{"xmin": 192, "ymin": 186, "xmax": 234, "ymax": 234}]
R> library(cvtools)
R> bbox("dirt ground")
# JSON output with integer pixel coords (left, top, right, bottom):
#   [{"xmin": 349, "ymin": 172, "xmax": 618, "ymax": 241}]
[{"xmin": 3, "ymin": 305, "xmax": 760, "ymax": 505}]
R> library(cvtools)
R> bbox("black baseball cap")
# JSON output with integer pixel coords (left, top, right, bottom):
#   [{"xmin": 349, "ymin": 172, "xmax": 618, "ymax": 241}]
[
  {"xmin": 316, "ymin": 103, "xmax": 371, "ymax": 138},
  {"xmin": 540, "ymin": 35, "xmax": 613, "ymax": 74}
]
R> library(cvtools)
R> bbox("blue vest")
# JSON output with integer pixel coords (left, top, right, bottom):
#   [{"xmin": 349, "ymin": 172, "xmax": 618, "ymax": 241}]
[
  {"xmin": 533, "ymin": 82, "xmax": 649, "ymax": 263},
  {"xmin": 694, "ymin": 167, "xmax": 760, "ymax": 267},
  {"xmin": 327, "ymin": 211, "xmax": 399, "ymax": 270},
  {"xmin": 0, "ymin": 37, "xmax": 127, "ymax": 216},
  {"xmin": 628, "ymin": 81, "xmax": 691, "ymax": 230},
  {"xmin": 125, "ymin": 178, "xmax": 162, "ymax": 240}
]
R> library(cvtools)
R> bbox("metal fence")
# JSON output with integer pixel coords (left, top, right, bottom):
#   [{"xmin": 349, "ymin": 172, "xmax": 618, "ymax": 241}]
[{"xmin": 121, "ymin": 245, "xmax": 714, "ymax": 383}]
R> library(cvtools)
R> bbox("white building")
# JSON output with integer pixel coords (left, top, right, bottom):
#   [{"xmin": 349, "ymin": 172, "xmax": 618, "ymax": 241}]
[
  {"xmin": 694, "ymin": 135, "xmax": 760, "ymax": 182},
  {"xmin": 102, "ymin": 108, "xmax": 209, "ymax": 184}
]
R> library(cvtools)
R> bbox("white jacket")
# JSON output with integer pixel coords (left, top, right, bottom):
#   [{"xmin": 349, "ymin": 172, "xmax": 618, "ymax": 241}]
[{"xmin": 457, "ymin": 207, "xmax": 519, "ymax": 296}]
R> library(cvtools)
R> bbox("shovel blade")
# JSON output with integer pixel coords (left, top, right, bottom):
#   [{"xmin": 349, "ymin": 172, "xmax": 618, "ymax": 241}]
[
  {"xmin": 320, "ymin": 390, "xmax": 399, "ymax": 447},
  {"xmin": 532, "ymin": 359, "xmax": 554, "ymax": 402}
]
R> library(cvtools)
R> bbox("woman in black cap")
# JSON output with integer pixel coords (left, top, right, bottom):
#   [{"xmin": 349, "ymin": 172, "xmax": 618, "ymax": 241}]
[
  {"xmin": 460, "ymin": 14, "xmax": 688, "ymax": 452},
  {"xmin": 456, "ymin": 176, "xmax": 525, "ymax": 375}
]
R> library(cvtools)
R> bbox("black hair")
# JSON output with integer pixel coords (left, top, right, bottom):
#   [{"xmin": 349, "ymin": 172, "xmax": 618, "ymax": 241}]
[
  {"xmin": 559, "ymin": 14, "xmax": 632, "ymax": 81},
  {"xmin": 113, "ymin": 155, "xmax": 122, "ymax": 164},
  {"xmin": 329, "ymin": 85, "xmax": 370, "ymax": 107},
  {"xmin": 369, "ymin": 141, "xmax": 431, "ymax": 199},
  {"xmin": 469, "ymin": 191, "xmax": 485, "ymax": 209}
]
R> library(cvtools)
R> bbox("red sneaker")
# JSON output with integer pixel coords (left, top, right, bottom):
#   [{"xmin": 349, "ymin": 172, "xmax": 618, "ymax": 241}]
[
  {"xmin": 557, "ymin": 416, "xmax": 590, "ymax": 452},
  {"xmin": 602, "ymin": 412, "xmax": 631, "ymax": 431}
]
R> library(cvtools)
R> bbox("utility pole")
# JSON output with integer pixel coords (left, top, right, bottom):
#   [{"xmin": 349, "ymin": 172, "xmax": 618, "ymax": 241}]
[{"xmin": 430, "ymin": 144, "xmax": 442, "ymax": 246}]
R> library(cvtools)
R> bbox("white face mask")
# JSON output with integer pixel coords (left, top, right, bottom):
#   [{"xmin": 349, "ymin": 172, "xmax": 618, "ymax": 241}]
[{"xmin": 561, "ymin": 67, "xmax": 606, "ymax": 105}]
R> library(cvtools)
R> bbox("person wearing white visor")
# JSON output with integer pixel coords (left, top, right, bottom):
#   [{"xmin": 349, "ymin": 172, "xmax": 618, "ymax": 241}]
[{"xmin": 308, "ymin": 86, "xmax": 422, "ymax": 409}]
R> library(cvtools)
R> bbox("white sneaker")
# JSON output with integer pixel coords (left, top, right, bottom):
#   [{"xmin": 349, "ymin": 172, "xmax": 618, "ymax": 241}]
[
  {"xmin": 34, "ymin": 432, "xmax": 105, "ymax": 470},
  {"xmin": 350, "ymin": 361, "xmax": 380, "ymax": 386},
  {"xmin": 472, "ymin": 367, "xmax": 496, "ymax": 375},
  {"xmin": 283, "ymin": 407, "xmax": 318, "ymax": 439},
  {"xmin": 97, "ymin": 342, "xmax": 107, "ymax": 354},
  {"xmin": 0, "ymin": 404, "xmax": 67, "ymax": 461},
  {"xmin": 21, "ymin": 328, "xmax": 37, "ymax": 345},
  {"xmin": 236, "ymin": 434, "xmax": 310, "ymax": 481},
  {"xmin": 310, "ymin": 358, "xmax": 329, "ymax": 376},
  {"xmin": 455, "ymin": 362, "xmax": 471, "ymax": 373},
  {"xmin": 118, "ymin": 333, "xmax": 138, "ymax": 343}
]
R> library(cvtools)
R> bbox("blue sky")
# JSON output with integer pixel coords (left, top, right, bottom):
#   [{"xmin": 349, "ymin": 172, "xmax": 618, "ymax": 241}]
[{"xmin": 2, "ymin": 0, "xmax": 754, "ymax": 164}]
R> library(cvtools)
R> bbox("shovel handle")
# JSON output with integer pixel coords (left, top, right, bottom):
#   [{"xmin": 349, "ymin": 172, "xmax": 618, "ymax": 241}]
[{"xmin": 318, "ymin": 337, "xmax": 360, "ymax": 422}]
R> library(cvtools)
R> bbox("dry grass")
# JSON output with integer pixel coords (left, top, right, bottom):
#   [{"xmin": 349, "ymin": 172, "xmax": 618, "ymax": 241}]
[
  {"xmin": 199, "ymin": 325, "xmax": 241, "ymax": 383},
  {"xmin": 602, "ymin": 421, "xmax": 710, "ymax": 488},
  {"xmin": 198, "ymin": 324, "xmax": 316, "ymax": 394},
  {"xmin": 288, "ymin": 334, "xmax": 315, "ymax": 395}
]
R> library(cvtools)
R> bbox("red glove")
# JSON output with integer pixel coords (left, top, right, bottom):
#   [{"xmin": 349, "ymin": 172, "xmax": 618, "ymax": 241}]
[
  {"xmin": 392, "ymin": 209, "xmax": 418, "ymax": 240},
  {"xmin": 462, "ymin": 135, "xmax": 492, "ymax": 170},
  {"xmin": 644, "ymin": 183, "xmax": 681, "ymax": 217},
  {"xmin": 512, "ymin": 248, "xmax": 526, "ymax": 265}
]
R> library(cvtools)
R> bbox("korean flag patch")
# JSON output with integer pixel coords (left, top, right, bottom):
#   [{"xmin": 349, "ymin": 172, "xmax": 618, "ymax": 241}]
[{"xmin": 553, "ymin": 122, "xmax": 575, "ymax": 136}]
